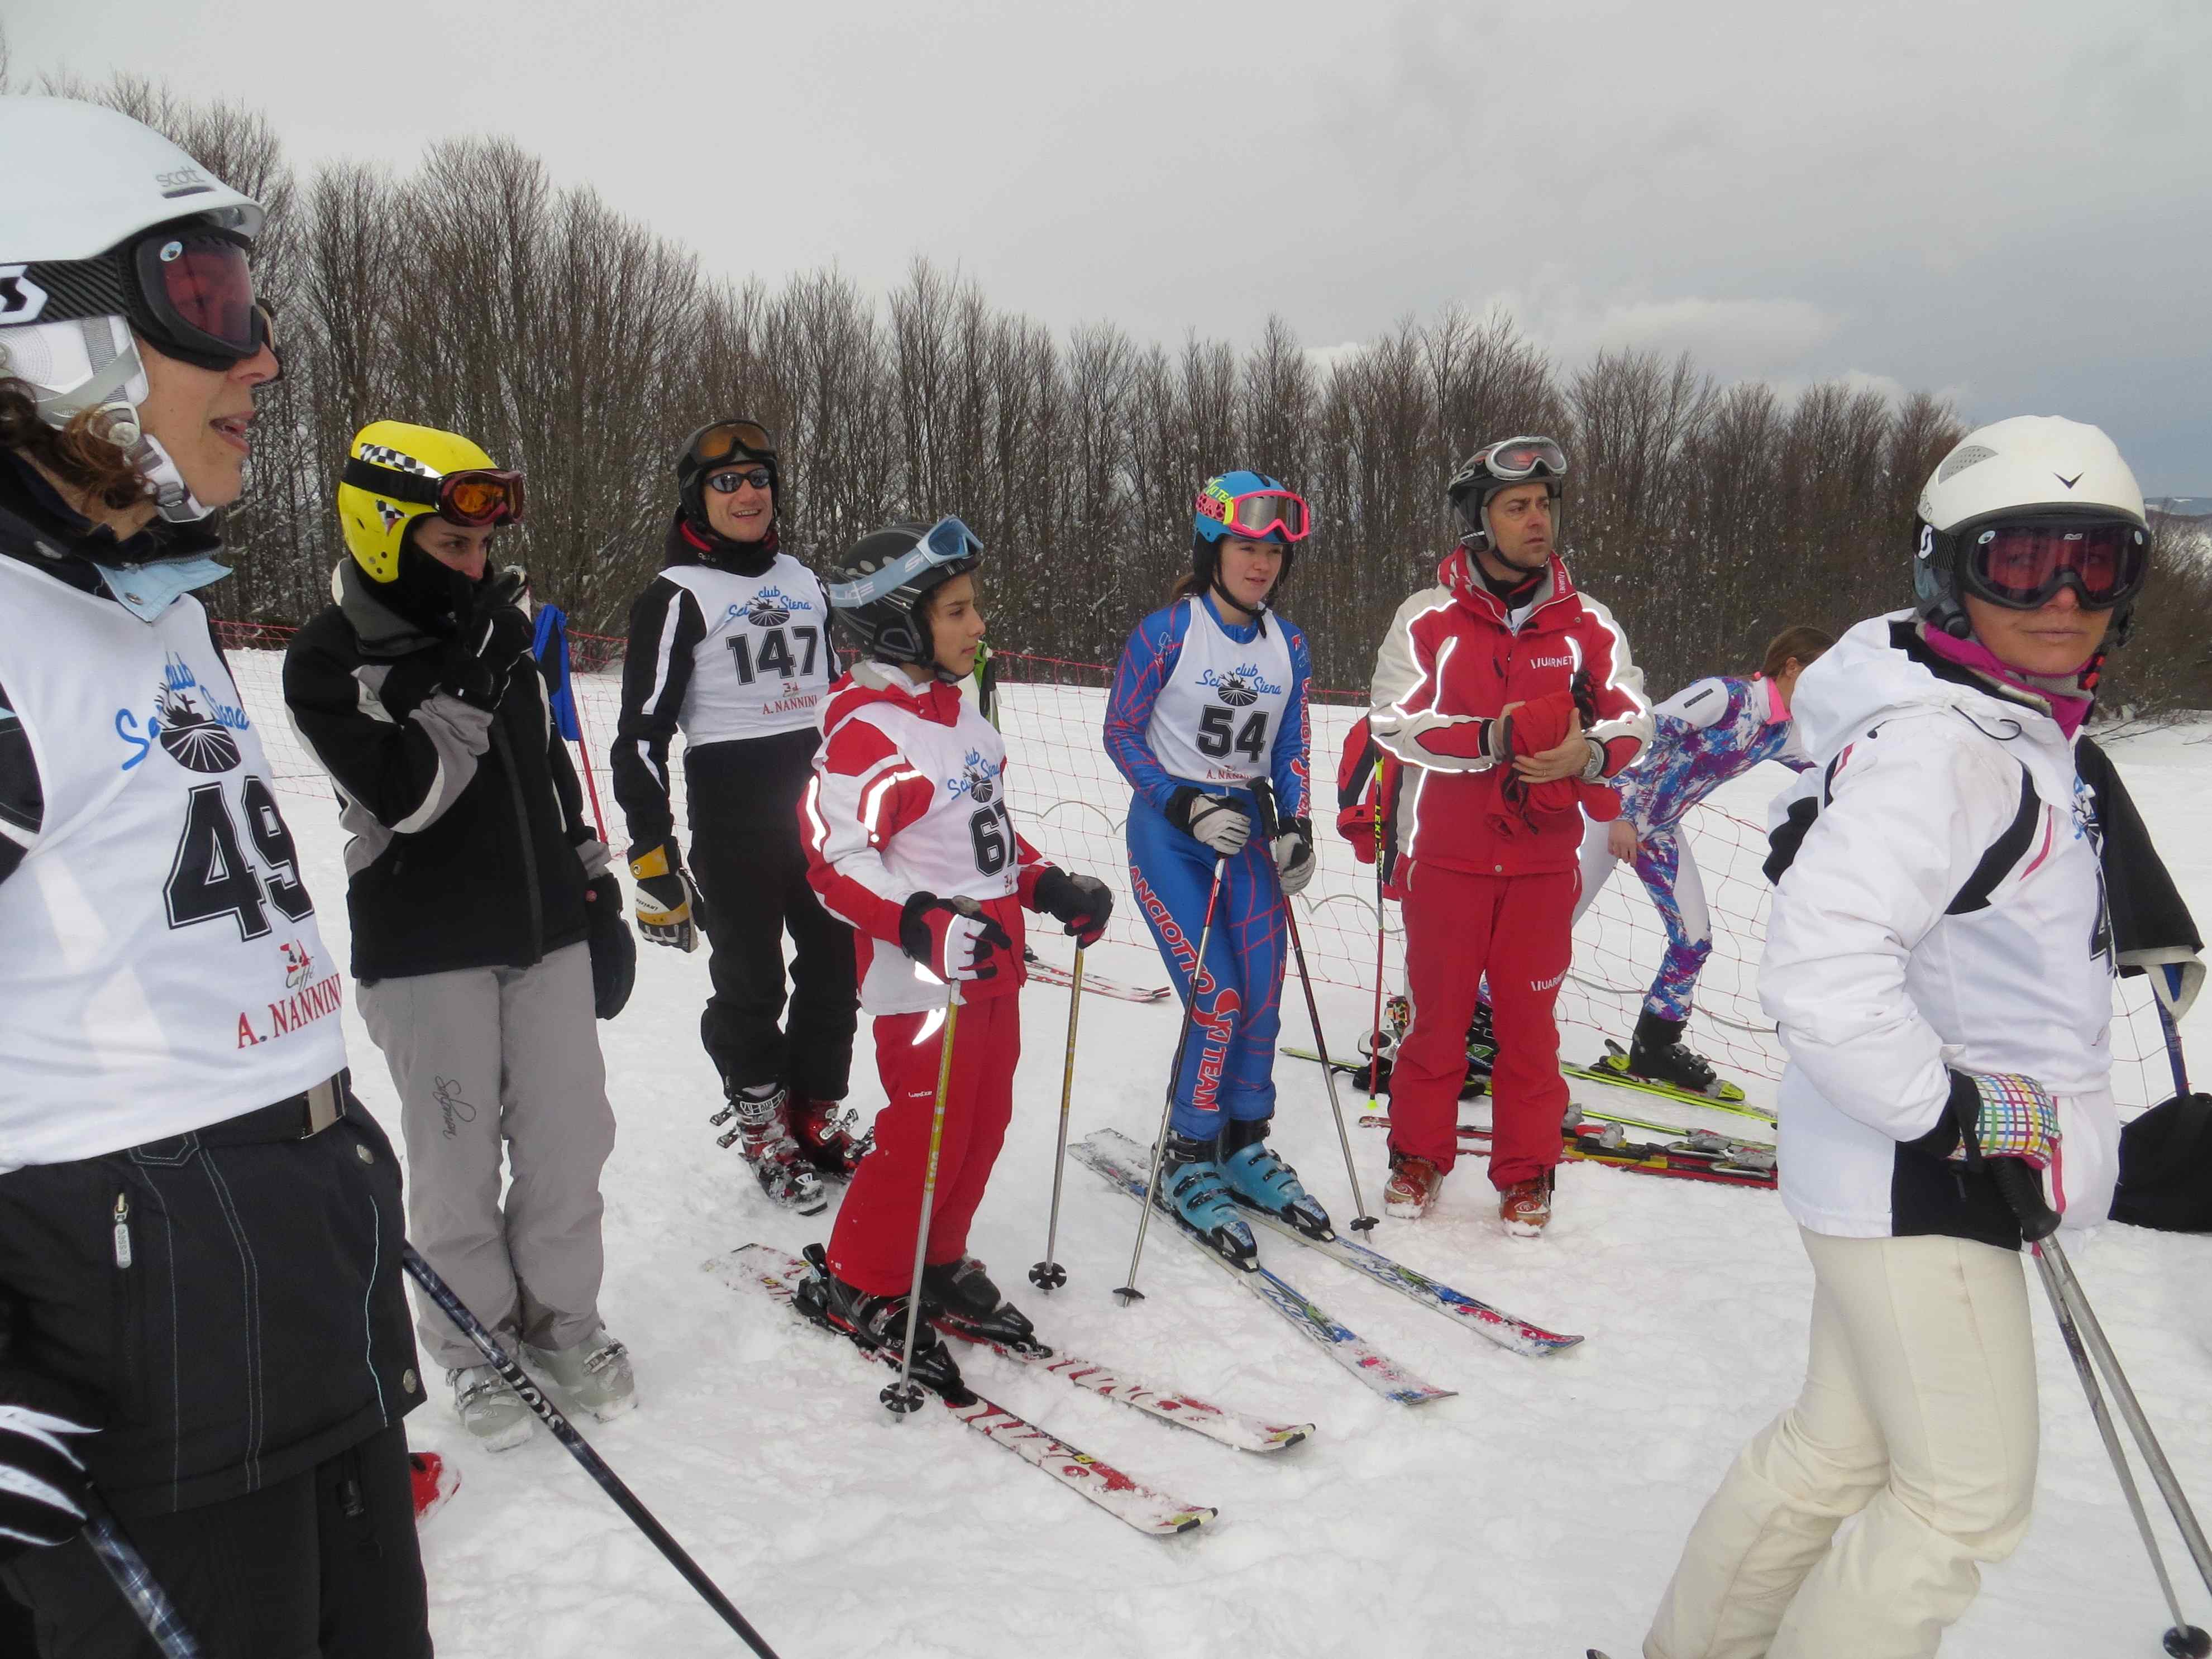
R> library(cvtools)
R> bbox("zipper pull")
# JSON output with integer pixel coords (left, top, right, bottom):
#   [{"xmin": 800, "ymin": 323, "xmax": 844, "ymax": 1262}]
[{"xmin": 112, "ymin": 1193, "xmax": 133, "ymax": 1270}]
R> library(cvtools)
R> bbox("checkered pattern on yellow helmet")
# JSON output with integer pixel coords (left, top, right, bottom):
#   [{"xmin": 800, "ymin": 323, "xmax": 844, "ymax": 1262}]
[{"xmin": 336, "ymin": 419, "xmax": 500, "ymax": 584}]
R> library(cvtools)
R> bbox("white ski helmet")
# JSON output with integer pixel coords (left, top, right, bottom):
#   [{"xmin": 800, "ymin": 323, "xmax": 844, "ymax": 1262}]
[
  {"xmin": 1913, "ymin": 415, "xmax": 2151, "ymax": 642},
  {"xmin": 0, "ymin": 96, "xmax": 268, "ymax": 527}
]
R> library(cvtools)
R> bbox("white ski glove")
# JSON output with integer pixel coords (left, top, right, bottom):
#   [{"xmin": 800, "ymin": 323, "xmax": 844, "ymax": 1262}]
[{"xmin": 1169, "ymin": 787, "xmax": 1252, "ymax": 855}]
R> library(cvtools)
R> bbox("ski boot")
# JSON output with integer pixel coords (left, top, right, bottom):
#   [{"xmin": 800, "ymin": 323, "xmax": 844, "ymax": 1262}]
[
  {"xmin": 922, "ymin": 1256, "xmax": 1049, "ymax": 1357},
  {"xmin": 1466, "ymin": 997, "xmax": 1497, "ymax": 1080},
  {"xmin": 409, "ymin": 1451, "xmax": 460, "ymax": 1523},
  {"xmin": 1217, "ymin": 1118, "xmax": 1334, "ymax": 1240},
  {"xmin": 790, "ymin": 1097, "xmax": 869, "ymax": 1180},
  {"xmin": 1157, "ymin": 1130, "xmax": 1258, "ymax": 1266},
  {"xmin": 713, "ymin": 1083, "xmax": 828, "ymax": 1215},
  {"xmin": 1627, "ymin": 1011, "xmax": 1719, "ymax": 1094},
  {"xmin": 792, "ymin": 1244, "xmax": 971, "ymax": 1402},
  {"xmin": 526, "ymin": 1322, "xmax": 637, "ymax": 1422},
  {"xmin": 1383, "ymin": 1151, "xmax": 1443, "ymax": 1220},
  {"xmin": 447, "ymin": 1364, "xmax": 533, "ymax": 1451},
  {"xmin": 1499, "ymin": 1168, "xmax": 1556, "ymax": 1239}
]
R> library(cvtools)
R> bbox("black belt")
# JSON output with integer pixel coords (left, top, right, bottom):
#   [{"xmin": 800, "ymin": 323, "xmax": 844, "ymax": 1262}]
[{"xmin": 187, "ymin": 1073, "xmax": 351, "ymax": 1149}]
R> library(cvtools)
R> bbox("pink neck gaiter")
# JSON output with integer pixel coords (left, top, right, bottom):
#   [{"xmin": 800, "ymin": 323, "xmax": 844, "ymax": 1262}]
[{"xmin": 1919, "ymin": 626, "xmax": 2095, "ymax": 739}]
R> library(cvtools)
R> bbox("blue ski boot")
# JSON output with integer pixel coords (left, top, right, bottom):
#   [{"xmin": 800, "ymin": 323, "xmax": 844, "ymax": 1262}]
[
  {"xmin": 1218, "ymin": 1117, "xmax": 1335, "ymax": 1240},
  {"xmin": 1158, "ymin": 1130, "xmax": 1257, "ymax": 1267}
]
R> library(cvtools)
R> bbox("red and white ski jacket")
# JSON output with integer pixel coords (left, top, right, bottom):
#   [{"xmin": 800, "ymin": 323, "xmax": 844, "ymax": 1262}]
[
  {"xmin": 1368, "ymin": 548, "xmax": 1651, "ymax": 877},
  {"xmin": 801, "ymin": 661, "xmax": 1050, "ymax": 1015}
]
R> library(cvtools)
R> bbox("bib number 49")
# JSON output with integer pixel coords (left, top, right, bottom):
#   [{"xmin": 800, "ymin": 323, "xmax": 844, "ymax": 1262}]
[{"xmin": 164, "ymin": 777, "xmax": 314, "ymax": 940}]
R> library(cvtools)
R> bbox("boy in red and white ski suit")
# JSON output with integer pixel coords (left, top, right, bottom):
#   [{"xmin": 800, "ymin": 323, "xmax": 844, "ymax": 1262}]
[
  {"xmin": 801, "ymin": 658, "xmax": 1077, "ymax": 1296},
  {"xmin": 1369, "ymin": 444, "xmax": 1651, "ymax": 1228}
]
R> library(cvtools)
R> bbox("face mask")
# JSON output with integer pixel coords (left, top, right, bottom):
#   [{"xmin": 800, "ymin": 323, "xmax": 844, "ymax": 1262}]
[{"xmin": 90, "ymin": 555, "xmax": 232, "ymax": 620}]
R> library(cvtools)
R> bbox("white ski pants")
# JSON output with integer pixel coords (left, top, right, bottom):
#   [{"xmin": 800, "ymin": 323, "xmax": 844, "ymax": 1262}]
[
  {"xmin": 1644, "ymin": 1226, "xmax": 2038, "ymax": 1659},
  {"xmin": 360, "ymin": 944, "xmax": 617, "ymax": 1372}
]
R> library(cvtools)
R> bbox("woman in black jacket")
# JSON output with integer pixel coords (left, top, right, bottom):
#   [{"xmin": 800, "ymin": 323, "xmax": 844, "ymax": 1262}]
[{"xmin": 284, "ymin": 420, "xmax": 637, "ymax": 1451}]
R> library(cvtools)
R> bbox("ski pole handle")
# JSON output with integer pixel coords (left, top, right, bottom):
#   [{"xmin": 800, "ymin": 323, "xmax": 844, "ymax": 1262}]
[{"xmin": 1988, "ymin": 1157, "xmax": 2062, "ymax": 1242}]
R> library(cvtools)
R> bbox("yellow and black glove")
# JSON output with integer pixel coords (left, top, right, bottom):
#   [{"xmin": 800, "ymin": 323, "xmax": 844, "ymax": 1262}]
[{"xmin": 628, "ymin": 840, "xmax": 705, "ymax": 952}]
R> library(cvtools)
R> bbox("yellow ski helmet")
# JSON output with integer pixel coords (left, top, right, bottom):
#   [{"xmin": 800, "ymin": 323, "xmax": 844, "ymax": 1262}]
[{"xmin": 336, "ymin": 420, "xmax": 524, "ymax": 584}]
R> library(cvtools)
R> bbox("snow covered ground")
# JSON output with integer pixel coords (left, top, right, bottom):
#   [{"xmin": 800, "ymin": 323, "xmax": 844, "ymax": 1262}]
[{"xmin": 244, "ymin": 651, "xmax": 2211, "ymax": 1659}]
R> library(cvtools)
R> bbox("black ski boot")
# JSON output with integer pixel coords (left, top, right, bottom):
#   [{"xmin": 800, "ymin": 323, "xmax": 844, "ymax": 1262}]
[
  {"xmin": 1627, "ymin": 1011, "xmax": 1719, "ymax": 1094},
  {"xmin": 1465, "ymin": 997, "xmax": 1498, "ymax": 1080},
  {"xmin": 923, "ymin": 1256, "xmax": 1049, "ymax": 1357},
  {"xmin": 792, "ymin": 1245, "xmax": 973, "ymax": 1403}
]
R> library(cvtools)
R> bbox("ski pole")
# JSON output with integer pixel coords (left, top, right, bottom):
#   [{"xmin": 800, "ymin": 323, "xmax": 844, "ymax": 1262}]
[
  {"xmin": 1116, "ymin": 853, "xmax": 1230, "ymax": 1306},
  {"xmin": 1254, "ymin": 780, "xmax": 1378, "ymax": 1233},
  {"xmin": 1991, "ymin": 1162, "xmax": 2212, "ymax": 1657},
  {"xmin": 83, "ymin": 1493, "xmax": 202, "ymax": 1659},
  {"xmin": 402, "ymin": 1246, "xmax": 782, "ymax": 1658},
  {"xmin": 1029, "ymin": 946, "xmax": 1086, "ymax": 1293},
  {"xmin": 1367, "ymin": 756, "xmax": 1389, "ymax": 1112},
  {"xmin": 2157, "ymin": 999, "xmax": 2191, "ymax": 1102},
  {"xmin": 885, "ymin": 995, "xmax": 961, "ymax": 1415}
]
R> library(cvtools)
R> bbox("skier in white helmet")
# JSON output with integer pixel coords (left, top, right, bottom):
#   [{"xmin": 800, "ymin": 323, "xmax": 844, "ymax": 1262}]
[
  {"xmin": 1634, "ymin": 415, "xmax": 2196, "ymax": 1658},
  {"xmin": 0, "ymin": 99, "xmax": 429, "ymax": 1653}
]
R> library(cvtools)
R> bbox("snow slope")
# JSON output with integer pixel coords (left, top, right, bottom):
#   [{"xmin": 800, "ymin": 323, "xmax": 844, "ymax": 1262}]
[{"xmin": 246, "ymin": 652, "xmax": 2211, "ymax": 1659}]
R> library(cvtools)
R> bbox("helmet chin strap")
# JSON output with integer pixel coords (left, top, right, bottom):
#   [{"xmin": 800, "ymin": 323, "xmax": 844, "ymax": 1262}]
[{"xmin": 26, "ymin": 318, "xmax": 213, "ymax": 525}]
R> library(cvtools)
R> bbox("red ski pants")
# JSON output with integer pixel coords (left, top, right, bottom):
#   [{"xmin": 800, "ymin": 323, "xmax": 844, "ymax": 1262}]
[
  {"xmin": 1388, "ymin": 863, "xmax": 1576, "ymax": 1187},
  {"xmin": 824, "ymin": 992, "xmax": 1021, "ymax": 1296}
]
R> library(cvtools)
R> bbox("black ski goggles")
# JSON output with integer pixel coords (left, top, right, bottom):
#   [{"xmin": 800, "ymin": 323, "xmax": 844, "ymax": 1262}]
[
  {"xmin": 24, "ymin": 225, "xmax": 269, "ymax": 372},
  {"xmin": 686, "ymin": 420, "xmax": 777, "ymax": 468},
  {"xmin": 1959, "ymin": 516, "xmax": 2149, "ymax": 611}
]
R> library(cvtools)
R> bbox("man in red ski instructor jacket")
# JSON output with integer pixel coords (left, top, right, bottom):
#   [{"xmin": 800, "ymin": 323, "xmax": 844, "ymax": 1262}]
[{"xmin": 1367, "ymin": 437, "xmax": 1651, "ymax": 1234}]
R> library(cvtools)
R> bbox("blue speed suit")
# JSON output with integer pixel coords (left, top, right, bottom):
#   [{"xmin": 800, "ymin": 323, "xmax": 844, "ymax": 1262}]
[{"xmin": 1105, "ymin": 592, "xmax": 1312, "ymax": 1142}]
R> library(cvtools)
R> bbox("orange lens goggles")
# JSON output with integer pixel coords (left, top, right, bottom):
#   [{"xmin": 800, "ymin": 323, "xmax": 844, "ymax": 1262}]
[{"xmin": 438, "ymin": 470, "xmax": 526, "ymax": 528}]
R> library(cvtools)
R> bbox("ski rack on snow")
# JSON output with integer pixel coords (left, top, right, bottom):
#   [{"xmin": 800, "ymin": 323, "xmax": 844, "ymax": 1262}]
[
  {"xmin": 711, "ymin": 1246, "xmax": 1216, "ymax": 1538},
  {"xmin": 1073, "ymin": 1130, "xmax": 1455, "ymax": 1407}
]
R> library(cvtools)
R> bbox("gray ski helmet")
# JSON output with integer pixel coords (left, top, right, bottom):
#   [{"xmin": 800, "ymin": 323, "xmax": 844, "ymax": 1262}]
[
  {"xmin": 824, "ymin": 517, "xmax": 983, "ymax": 673},
  {"xmin": 1446, "ymin": 435, "xmax": 1566, "ymax": 550}
]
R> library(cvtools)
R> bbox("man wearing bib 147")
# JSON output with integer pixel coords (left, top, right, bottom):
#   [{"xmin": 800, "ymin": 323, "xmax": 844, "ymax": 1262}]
[
  {"xmin": 1105, "ymin": 471, "xmax": 1321, "ymax": 1264},
  {"xmin": 614, "ymin": 421, "xmax": 860, "ymax": 1216},
  {"xmin": 1368, "ymin": 438, "xmax": 1651, "ymax": 1235}
]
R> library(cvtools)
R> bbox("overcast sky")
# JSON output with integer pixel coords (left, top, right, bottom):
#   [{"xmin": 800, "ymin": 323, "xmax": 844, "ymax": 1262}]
[{"xmin": 13, "ymin": 1, "xmax": 2210, "ymax": 489}]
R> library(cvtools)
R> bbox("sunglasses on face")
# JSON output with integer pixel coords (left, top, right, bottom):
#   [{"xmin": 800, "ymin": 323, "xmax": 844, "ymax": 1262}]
[{"xmin": 707, "ymin": 467, "xmax": 774, "ymax": 494}]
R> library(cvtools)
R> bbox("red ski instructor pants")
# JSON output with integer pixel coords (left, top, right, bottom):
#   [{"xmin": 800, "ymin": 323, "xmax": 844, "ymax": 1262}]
[
  {"xmin": 1388, "ymin": 863, "xmax": 1576, "ymax": 1187},
  {"xmin": 825, "ymin": 992, "xmax": 1020, "ymax": 1296}
]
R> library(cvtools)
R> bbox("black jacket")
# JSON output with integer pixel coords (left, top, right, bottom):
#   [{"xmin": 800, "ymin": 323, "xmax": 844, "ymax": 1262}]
[{"xmin": 283, "ymin": 567, "xmax": 604, "ymax": 981}]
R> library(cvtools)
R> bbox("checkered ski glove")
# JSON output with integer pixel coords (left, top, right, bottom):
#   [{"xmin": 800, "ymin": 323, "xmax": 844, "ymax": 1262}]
[{"xmin": 1945, "ymin": 1070, "xmax": 2061, "ymax": 1171}]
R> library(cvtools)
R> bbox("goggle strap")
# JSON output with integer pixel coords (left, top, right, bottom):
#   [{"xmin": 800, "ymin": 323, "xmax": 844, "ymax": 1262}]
[{"xmin": 342, "ymin": 456, "xmax": 442, "ymax": 508}]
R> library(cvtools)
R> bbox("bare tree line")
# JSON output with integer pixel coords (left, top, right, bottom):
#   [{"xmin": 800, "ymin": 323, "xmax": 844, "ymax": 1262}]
[{"xmin": 12, "ymin": 66, "xmax": 2209, "ymax": 711}]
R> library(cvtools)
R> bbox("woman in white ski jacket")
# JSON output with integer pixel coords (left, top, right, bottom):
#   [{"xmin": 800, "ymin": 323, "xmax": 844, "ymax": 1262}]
[{"xmin": 1641, "ymin": 416, "xmax": 2164, "ymax": 1659}]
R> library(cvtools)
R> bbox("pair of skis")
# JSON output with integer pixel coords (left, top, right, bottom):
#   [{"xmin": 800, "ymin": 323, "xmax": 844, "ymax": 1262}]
[
  {"xmin": 1354, "ymin": 1110, "xmax": 1777, "ymax": 1189},
  {"xmin": 1073, "ymin": 1128, "xmax": 1582, "ymax": 1378},
  {"xmin": 711, "ymin": 1244, "xmax": 1305, "ymax": 1539},
  {"xmin": 1021, "ymin": 948, "xmax": 1169, "ymax": 1003}
]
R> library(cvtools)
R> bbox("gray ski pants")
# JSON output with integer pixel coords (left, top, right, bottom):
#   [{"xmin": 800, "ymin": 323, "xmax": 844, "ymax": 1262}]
[{"xmin": 359, "ymin": 943, "xmax": 617, "ymax": 1371}]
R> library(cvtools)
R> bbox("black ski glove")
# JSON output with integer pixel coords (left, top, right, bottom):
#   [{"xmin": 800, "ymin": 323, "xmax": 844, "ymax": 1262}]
[
  {"xmin": 1271, "ymin": 816, "xmax": 1317, "ymax": 897},
  {"xmin": 442, "ymin": 568, "xmax": 535, "ymax": 711},
  {"xmin": 628, "ymin": 839, "xmax": 706, "ymax": 952},
  {"xmin": 584, "ymin": 874, "xmax": 636, "ymax": 1019},
  {"xmin": 1031, "ymin": 867, "xmax": 1114, "ymax": 946},
  {"xmin": 0, "ymin": 1375, "xmax": 99, "ymax": 1561},
  {"xmin": 900, "ymin": 892, "xmax": 1016, "ymax": 983}
]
